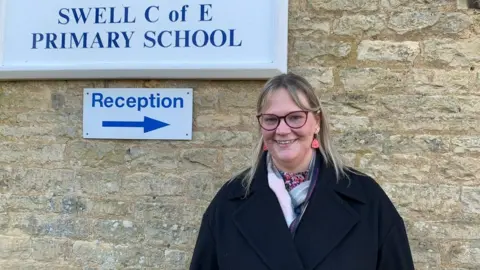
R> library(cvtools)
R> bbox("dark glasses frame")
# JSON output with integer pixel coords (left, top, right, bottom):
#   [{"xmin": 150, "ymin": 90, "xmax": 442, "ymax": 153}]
[{"xmin": 256, "ymin": 110, "xmax": 310, "ymax": 131}]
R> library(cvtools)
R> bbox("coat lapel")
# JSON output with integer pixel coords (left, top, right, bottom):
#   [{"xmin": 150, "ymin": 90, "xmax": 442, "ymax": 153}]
[
  {"xmin": 233, "ymin": 188, "xmax": 305, "ymax": 270},
  {"xmin": 231, "ymin": 152, "xmax": 305, "ymax": 270},
  {"xmin": 293, "ymin": 158, "xmax": 363, "ymax": 270}
]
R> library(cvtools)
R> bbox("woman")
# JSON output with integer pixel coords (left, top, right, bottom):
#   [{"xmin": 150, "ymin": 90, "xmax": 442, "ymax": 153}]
[{"xmin": 189, "ymin": 73, "xmax": 415, "ymax": 270}]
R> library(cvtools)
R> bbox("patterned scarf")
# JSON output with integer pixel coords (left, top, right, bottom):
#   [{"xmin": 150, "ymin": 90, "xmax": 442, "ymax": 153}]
[
  {"xmin": 279, "ymin": 170, "xmax": 310, "ymax": 216},
  {"xmin": 267, "ymin": 151, "xmax": 319, "ymax": 235}
]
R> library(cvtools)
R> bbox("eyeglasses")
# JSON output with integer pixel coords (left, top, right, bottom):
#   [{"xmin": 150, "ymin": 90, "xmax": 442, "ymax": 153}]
[{"xmin": 256, "ymin": 110, "xmax": 309, "ymax": 131}]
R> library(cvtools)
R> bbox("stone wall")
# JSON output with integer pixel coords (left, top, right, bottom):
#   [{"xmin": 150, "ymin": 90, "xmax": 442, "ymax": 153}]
[{"xmin": 0, "ymin": 0, "xmax": 479, "ymax": 269}]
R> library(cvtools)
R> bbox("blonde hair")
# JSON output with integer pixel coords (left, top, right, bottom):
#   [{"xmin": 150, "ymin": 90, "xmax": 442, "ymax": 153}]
[{"xmin": 235, "ymin": 72, "xmax": 350, "ymax": 195}]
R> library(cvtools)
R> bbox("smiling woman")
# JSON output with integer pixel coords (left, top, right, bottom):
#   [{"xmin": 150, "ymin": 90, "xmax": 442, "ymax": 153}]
[
  {"xmin": 189, "ymin": 72, "xmax": 415, "ymax": 270},
  {"xmin": 257, "ymin": 89, "xmax": 320, "ymax": 173}
]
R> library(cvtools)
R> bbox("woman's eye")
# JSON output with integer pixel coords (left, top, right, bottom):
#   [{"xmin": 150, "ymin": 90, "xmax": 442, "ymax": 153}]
[{"xmin": 265, "ymin": 117, "xmax": 277, "ymax": 123}]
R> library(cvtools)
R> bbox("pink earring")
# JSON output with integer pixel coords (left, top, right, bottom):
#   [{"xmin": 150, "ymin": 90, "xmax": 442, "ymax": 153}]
[
  {"xmin": 263, "ymin": 144, "xmax": 268, "ymax": 151},
  {"xmin": 311, "ymin": 138, "xmax": 319, "ymax": 148}
]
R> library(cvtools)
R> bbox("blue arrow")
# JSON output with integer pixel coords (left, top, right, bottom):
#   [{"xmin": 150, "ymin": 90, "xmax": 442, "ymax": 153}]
[{"xmin": 102, "ymin": 116, "xmax": 169, "ymax": 133}]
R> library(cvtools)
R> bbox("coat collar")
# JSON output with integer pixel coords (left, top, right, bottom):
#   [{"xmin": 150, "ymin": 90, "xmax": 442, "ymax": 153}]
[
  {"xmin": 230, "ymin": 149, "xmax": 367, "ymax": 270},
  {"xmin": 228, "ymin": 150, "xmax": 367, "ymax": 204}
]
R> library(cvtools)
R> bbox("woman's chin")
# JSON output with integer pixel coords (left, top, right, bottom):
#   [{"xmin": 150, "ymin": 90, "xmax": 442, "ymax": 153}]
[{"xmin": 271, "ymin": 148, "xmax": 301, "ymax": 164}]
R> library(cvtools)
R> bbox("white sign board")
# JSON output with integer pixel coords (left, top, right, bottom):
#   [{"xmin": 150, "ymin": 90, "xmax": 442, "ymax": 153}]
[
  {"xmin": 0, "ymin": 0, "xmax": 288, "ymax": 80},
  {"xmin": 83, "ymin": 88, "xmax": 193, "ymax": 140}
]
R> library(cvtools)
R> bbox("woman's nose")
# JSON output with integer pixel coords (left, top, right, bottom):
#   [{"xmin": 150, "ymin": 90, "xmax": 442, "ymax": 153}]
[{"xmin": 275, "ymin": 118, "xmax": 291, "ymax": 134}]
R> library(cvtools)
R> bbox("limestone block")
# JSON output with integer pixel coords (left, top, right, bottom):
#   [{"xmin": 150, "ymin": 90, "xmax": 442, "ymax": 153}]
[
  {"xmin": 357, "ymin": 40, "xmax": 420, "ymax": 62},
  {"xmin": 294, "ymin": 39, "xmax": 352, "ymax": 62},
  {"xmin": 31, "ymin": 237, "xmax": 72, "ymax": 262},
  {"xmin": 443, "ymin": 241, "xmax": 480, "ymax": 266},
  {"xmin": 388, "ymin": 11, "xmax": 440, "ymax": 35},
  {"xmin": 333, "ymin": 14, "xmax": 386, "ymax": 37},
  {"xmin": 424, "ymin": 37, "xmax": 480, "ymax": 67},
  {"xmin": 195, "ymin": 114, "xmax": 243, "ymax": 128},
  {"xmin": 289, "ymin": 67, "xmax": 335, "ymax": 91},
  {"xmin": 380, "ymin": 0, "xmax": 453, "ymax": 11},
  {"xmin": 461, "ymin": 187, "xmax": 480, "ymax": 214},
  {"xmin": 381, "ymin": 183, "xmax": 462, "ymax": 220},
  {"xmin": 93, "ymin": 219, "xmax": 144, "ymax": 244},
  {"xmin": 0, "ymin": 236, "xmax": 31, "ymax": 259},
  {"xmin": 432, "ymin": 12, "xmax": 473, "ymax": 34},
  {"xmin": 9, "ymin": 214, "xmax": 92, "ymax": 239},
  {"xmin": 411, "ymin": 69, "xmax": 479, "ymax": 95},
  {"xmin": 310, "ymin": 0, "xmax": 378, "ymax": 11},
  {"xmin": 340, "ymin": 68, "xmax": 408, "ymax": 93}
]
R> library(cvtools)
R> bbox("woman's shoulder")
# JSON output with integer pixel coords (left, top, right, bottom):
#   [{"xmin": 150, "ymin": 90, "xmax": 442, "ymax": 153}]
[
  {"xmin": 341, "ymin": 167, "xmax": 404, "ymax": 221},
  {"xmin": 341, "ymin": 168, "xmax": 394, "ymax": 203}
]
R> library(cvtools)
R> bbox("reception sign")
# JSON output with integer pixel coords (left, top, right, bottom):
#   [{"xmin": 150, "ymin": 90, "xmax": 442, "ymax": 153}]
[
  {"xmin": 83, "ymin": 88, "xmax": 193, "ymax": 140},
  {"xmin": 0, "ymin": 0, "xmax": 288, "ymax": 80}
]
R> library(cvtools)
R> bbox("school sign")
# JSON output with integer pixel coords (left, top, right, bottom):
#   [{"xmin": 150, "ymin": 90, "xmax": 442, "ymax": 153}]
[{"xmin": 0, "ymin": 0, "xmax": 288, "ymax": 80}]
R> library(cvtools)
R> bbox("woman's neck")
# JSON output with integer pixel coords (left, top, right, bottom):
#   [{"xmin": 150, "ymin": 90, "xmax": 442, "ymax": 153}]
[{"xmin": 272, "ymin": 149, "xmax": 315, "ymax": 173}]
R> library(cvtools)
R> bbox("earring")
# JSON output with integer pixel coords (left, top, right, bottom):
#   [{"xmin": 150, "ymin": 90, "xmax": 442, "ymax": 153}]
[
  {"xmin": 263, "ymin": 144, "xmax": 268, "ymax": 151},
  {"xmin": 311, "ymin": 138, "xmax": 319, "ymax": 148}
]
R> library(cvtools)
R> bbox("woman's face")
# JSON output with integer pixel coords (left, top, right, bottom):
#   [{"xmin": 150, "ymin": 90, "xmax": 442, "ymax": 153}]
[{"xmin": 259, "ymin": 88, "xmax": 320, "ymax": 171}]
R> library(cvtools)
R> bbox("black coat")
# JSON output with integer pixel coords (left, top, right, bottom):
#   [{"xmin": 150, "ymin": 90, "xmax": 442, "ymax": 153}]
[{"xmin": 190, "ymin": 151, "xmax": 415, "ymax": 270}]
